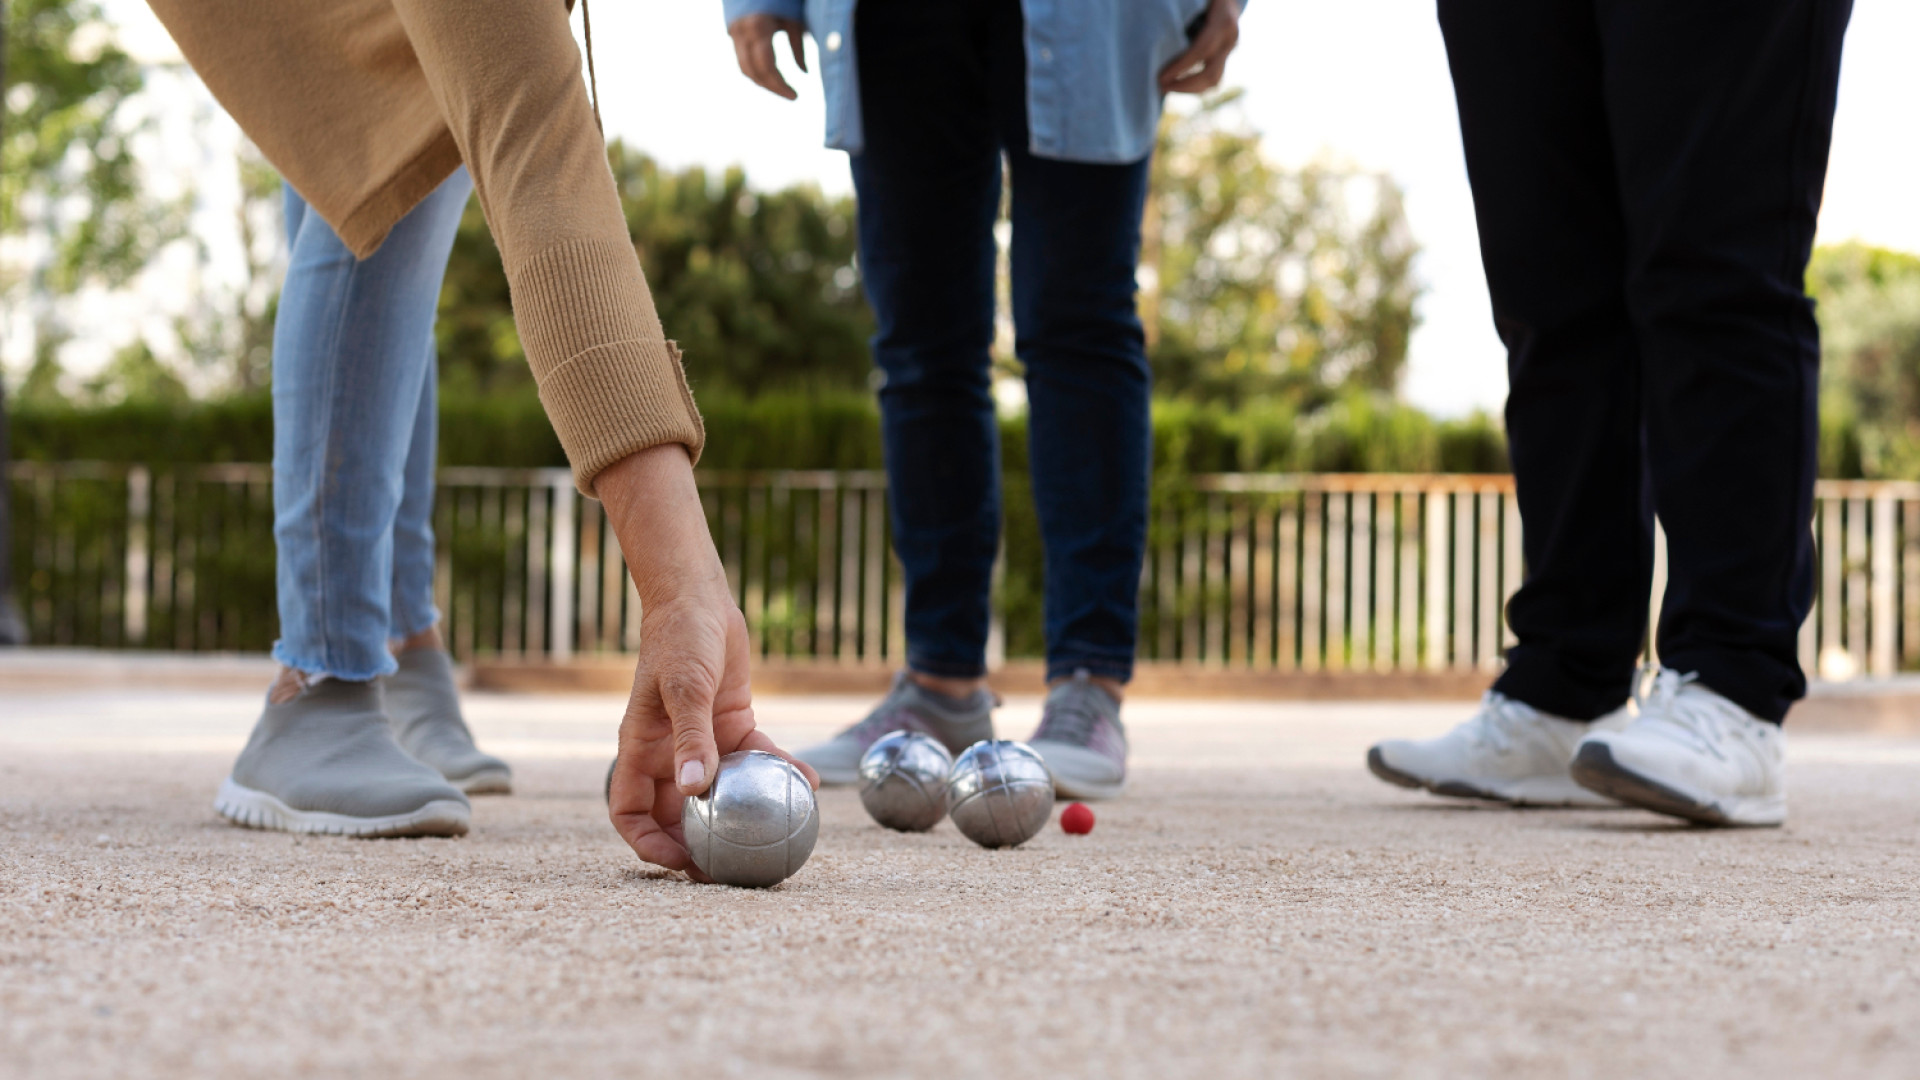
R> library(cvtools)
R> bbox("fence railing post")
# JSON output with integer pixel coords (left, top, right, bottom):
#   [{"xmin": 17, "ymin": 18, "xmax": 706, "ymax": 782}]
[
  {"xmin": 548, "ymin": 471, "xmax": 576, "ymax": 662},
  {"xmin": 123, "ymin": 465, "xmax": 150, "ymax": 646},
  {"xmin": 1423, "ymin": 490, "xmax": 1448, "ymax": 672},
  {"xmin": 1647, "ymin": 518, "xmax": 1668, "ymax": 667},
  {"xmin": 1872, "ymin": 493, "xmax": 1896, "ymax": 677}
]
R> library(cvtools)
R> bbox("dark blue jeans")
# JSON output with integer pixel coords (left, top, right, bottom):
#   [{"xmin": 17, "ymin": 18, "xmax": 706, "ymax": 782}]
[{"xmin": 850, "ymin": 0, "xmax": 1152, "ymax": 684}]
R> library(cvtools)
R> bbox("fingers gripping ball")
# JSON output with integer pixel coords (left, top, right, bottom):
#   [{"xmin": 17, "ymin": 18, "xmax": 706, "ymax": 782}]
[
  {"xmin": 858, "ymin": 731, "xmax": 955, "ymax": 832},
  {"xmin": 1061, "ymin": 802, "xmax": 1095, "ymax": 835},
  {"xmin": 682, "ymin": 751, "xmax": 819, "ymax": 888},
  {"xmin": 947, "ymin": 740, "xmax": 1055, "ymax": 849}
]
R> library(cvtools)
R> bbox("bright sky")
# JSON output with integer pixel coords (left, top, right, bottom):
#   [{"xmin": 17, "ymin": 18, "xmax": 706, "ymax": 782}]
[{"xmin": 95, "ymin": 0, "xmax": 1920, "ymax": 417}]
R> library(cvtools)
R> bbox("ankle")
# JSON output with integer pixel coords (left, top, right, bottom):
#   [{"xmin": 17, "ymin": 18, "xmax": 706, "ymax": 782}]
[
  {"xmin": 908, "ymin": 671, "xmax": 988, "ymax": 700},
  {"xmin": 268, "ymin": 665, "xmax": 322, "ymax": 705},
  {"xmin": 1049, "ymin": 673, "xmax": 1126, "ymax": 704},
  {"xmin": 391, "ymin": 624, "xmax": 445, "ymax": 655}
]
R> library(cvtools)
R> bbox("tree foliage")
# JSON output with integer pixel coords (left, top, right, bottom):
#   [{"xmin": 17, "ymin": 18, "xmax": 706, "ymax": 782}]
[
  {"xmin": 2, "ymin": 0, "xmax": 182, "ymax": 293},
  {"xmin": 1142, "ymin": 92, "xmax": 1421, "ymax": 408},
  {"xmin": 3, "ymin": 0, "xmax": 187, "ymax": 400},
  {"xmin": 1809, "ymin": 242, "xmax": 1920, "ymax": 479},
  {"xmin": 437, "ymin": 142, "xmax": 872, "ymax": 398}
]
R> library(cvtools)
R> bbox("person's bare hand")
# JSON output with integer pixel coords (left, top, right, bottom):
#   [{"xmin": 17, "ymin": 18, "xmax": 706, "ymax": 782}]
[
  {"xmin": 594, "ymin": 446, "xmax": 818, "ymax": 877},
  {"xmin": 1159, "ymin": 0, "xmax": 1242, "ymax": 95},
  {"xmin": 606, "ymin": 594, "xmax": 815, "ymax": 877},
  {"xmin": 729, "ymin": 13, "xmax": 808, "ymax": 101}
]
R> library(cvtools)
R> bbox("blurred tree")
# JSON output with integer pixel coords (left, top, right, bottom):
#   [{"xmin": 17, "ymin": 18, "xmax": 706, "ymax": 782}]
[
  {"xmin": 1141, "ymin": 92, "xmax": 1422, "ymax": 409},
  {"xmin": 0, "ymin": 0, "xmax": 21, "ymax": 645},
  {"xmin": 172, "ymin": 142, "xmax": 281, "ymax": 394},
  {"xmin": 437, "ymin": 142, "xmax": 872, "ymax": 399},
  {"xmin": 1808, "ymin": 242, "xmax": 1920, "ymax": 479},
  {"xmin": 79, "ymin": 339, "xmax": 190, "ymax": 405},
  {"xmin": 2, "ymin": 0, "xmax": 188, "ymax": 393}
]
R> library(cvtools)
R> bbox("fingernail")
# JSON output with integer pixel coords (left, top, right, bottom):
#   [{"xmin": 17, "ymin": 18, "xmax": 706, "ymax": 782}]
[{"xmin": 679, "ymin": 760, "xmax": 705, "ymax": 789}]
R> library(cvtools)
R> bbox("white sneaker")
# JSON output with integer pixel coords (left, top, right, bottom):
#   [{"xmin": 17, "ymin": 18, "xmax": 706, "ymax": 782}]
[
  {"xmin": 1368, "ymin": 692, "xmax": 1631, "ymax": 807},
  {"xmin": 1570, "ymin": 669, "xmax": 1785, "ymax": 827}
]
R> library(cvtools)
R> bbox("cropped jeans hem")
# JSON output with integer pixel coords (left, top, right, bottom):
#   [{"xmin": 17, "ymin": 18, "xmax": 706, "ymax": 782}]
[{"xmin": 907, "ymin": 653, "xmax": 991, "ymax": 680}]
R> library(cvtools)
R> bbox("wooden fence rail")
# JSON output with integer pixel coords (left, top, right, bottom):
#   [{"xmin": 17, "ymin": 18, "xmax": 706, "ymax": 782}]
[{"xmin": 8, "ymin": 462, "xmax": 1915, "ymax": 679}]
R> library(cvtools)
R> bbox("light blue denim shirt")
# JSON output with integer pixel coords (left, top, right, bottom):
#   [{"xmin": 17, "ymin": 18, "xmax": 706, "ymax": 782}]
[{"xmin": 720, "ymin": 0, "xmax": 1214, "ymax": 164}]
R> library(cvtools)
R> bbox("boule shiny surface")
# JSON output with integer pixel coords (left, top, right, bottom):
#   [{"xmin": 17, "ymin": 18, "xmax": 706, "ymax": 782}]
[
  {"xmin": 947, "ymin": 740, "xmax": 1055, "ymax": 849},
  {"xmin": 857, "ymin": 731, "xmax": 954, "ymax": 832},
  {"xmin": 682, "ymin": 750, "xmax": 819, "ymax": 888}
]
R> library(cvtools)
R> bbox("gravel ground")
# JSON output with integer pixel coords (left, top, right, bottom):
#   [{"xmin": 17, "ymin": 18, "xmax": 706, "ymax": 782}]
[{"xmin": 4, "ymin": 686, "xmax": 1919, "ymax": 1079}]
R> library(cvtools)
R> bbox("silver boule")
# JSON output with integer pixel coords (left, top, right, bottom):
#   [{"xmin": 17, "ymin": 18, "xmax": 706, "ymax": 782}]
[
  {"xmin": 858, "ymin": 731, "xmax": 954, "ymax": 832},
  {"xmin": 682, "ymin": 750, "xmax": 819, "ymax": 888},
  {"xmin": 946, "ymin": 740, "xmax": 1055, "ymax": 849}
]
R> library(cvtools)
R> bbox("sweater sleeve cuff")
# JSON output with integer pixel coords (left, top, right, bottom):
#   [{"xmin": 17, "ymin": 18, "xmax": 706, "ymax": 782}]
[{"xmin": 537, "ymin": 338, "xmax": 706, "ymax": 496}]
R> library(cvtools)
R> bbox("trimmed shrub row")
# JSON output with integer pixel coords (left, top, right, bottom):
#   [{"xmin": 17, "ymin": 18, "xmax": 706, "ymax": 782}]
[{"xmin": 9, "ymin": 391, "xmax": 1512, "ymax": 475}]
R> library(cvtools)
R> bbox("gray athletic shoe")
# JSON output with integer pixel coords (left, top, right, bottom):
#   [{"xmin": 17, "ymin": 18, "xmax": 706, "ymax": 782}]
[
  {"xmin": 215, "ymin": 679, "xmax": 471, "ymax": 838},
  {"xmin": 1028, "ymin": 670, "xmax": 1128, "ymax": 800},
  {"xmin": 382, "ymin": 648, "xmax": 512, "ymax": 794},
  {"xmin": 797, "ymin": 670, "xmax": 996, "ymax": 785}
]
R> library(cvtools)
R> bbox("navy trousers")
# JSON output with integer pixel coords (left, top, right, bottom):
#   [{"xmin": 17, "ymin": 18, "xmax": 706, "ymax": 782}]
[
  {"xmin": 1441, "ymin": 0, "xmax": 1852, "ymax": 722},
  {"xmin": 849, "ymin": 0, "xmax": 1153, "ymax": 684}
]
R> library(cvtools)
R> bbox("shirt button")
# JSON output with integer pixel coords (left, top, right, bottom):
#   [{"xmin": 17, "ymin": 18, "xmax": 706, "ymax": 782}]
[{"xmin": 825, "ymin": 31, "xmax": 843, "ymax": 51}]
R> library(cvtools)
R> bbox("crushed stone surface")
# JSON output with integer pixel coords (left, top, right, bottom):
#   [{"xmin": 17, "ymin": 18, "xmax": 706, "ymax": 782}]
[{"xmin": 3, "ymin": 688, "xmax": 1919, "ymax": 1078}]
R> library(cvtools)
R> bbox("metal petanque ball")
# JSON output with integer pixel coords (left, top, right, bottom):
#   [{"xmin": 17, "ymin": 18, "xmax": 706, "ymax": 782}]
[
  {"xmin": 857, "ymin": 731, "xmax": 955, "ymax": 832},
  {"xmin": 682, "ymin": 750, "xmax": 819, "ymax": 888},
  {"xmin": 946, "ymin": 740, "xmax": 1055, "ymax": 849}
]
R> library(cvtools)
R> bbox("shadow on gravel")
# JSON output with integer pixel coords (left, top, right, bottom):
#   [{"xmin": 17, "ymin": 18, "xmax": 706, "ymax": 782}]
[{"xmin": 1564, "ymin": 819, "xmax": 1713, "ymax": 834}]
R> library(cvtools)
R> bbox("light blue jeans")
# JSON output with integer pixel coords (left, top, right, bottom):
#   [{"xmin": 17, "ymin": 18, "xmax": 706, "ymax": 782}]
[{"xmin": 271, "ymin": 168, "xmax": 473, "ymax": 681}]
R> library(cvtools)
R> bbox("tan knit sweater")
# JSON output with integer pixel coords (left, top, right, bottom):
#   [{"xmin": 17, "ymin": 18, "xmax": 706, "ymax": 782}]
[{"xmin": 144, "ymin": 0, "xmax": 704, "ymax": 494}]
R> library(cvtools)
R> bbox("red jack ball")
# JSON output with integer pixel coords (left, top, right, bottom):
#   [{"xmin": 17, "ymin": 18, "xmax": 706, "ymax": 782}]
[{"xmin": 1060, "ymin": 802, "xmax": 1095, "ymax": 835}]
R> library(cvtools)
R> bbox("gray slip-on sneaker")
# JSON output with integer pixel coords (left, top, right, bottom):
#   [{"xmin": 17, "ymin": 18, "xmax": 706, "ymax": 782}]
[
  {"xmin": 382, "ymin": 648, "xmax": 512, "ymax": 794},
  {"xmin": 1028, "ymin": 670, "xmax": 1128, "ymax": 800},
  {"xmin": 797, "ymin": 670, "xmax": 996, "ymax": 785},
  {"xmin": 215, "ymin": 679, "xmax": 471, "ymax": 838}
]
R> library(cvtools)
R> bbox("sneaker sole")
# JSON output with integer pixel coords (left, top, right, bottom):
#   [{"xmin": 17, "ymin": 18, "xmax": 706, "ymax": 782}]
[
  {"xmin": 1051, "ymin": 774, "xmax": 1126, "ymax": 801},
  {"xmin": 214, "ymin": 778, "xmax": 471, "ymax": 838},
  {"xmin": 452, "ymin": 768, "xmax": 513, "ymax": 796},
  {"xmin": 1569, "ymin": 743, "xmax": 1785, "ymax": 827},
  {"xmin": 1368, "ymin": 747, "xmax": 1621, "ymax": 809}
]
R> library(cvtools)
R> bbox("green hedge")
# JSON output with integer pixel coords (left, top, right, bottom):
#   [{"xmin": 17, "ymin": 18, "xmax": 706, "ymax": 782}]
[{"xmin": 9, "ymin": 391, "xmax": 1511, "ymax": 474}]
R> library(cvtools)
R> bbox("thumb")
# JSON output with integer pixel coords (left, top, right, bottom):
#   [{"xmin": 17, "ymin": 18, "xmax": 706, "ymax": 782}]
[{"xmin": 660, "ymin": 667, "xmax": 721, "ymax": 796}]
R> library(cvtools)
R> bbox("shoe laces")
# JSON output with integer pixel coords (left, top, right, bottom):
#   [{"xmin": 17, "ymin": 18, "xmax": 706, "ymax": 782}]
[
  {"xmin": 1461, "ymin": 692, "xmax": 1539, "ymax": 754},
  {"xmin": 1035, "ymin": 672, "xmax": 1114, "ymax": 746},
  {"xmin": 1633, "ymin": 667, "xmax": 1735, "ymax": 760}
]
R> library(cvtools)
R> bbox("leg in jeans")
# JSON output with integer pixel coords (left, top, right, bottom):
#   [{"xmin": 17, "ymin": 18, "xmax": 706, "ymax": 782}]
[
  {"xmin": 851, "ymin": 0, "xmax": 1004, "ymax": 680},
  {"xmin": 271, "ymin": 166, "xmax": 472, "ymax": 680},
  {"xmin": 382, "ymin": 294, "xmax": 515, "ymax": 794},
  {"xmin": 1602, "ymin": 0, "xmax": 1849, "ymax": 723},
  {"xmin": 994, "ymin": 0, "xmax": 1138, "ymax": 797},
  {"xmin": 219, "ymin": 167, "xmax": 475, "ymax": 838},
  {"xmin": 389, "ymin": 340, "xmax": 443, "ymax": 644},
  {"xmin": 792, "ymin": 0, "xmax": 1006, "ymax": 786},
  {"xmin": 1440, "ymin": 0, "xmax": 1651, "ymax": 721},
  {"xmin": 993, "ymin": 11, "xmax": 1152, "ymax": 687}
]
